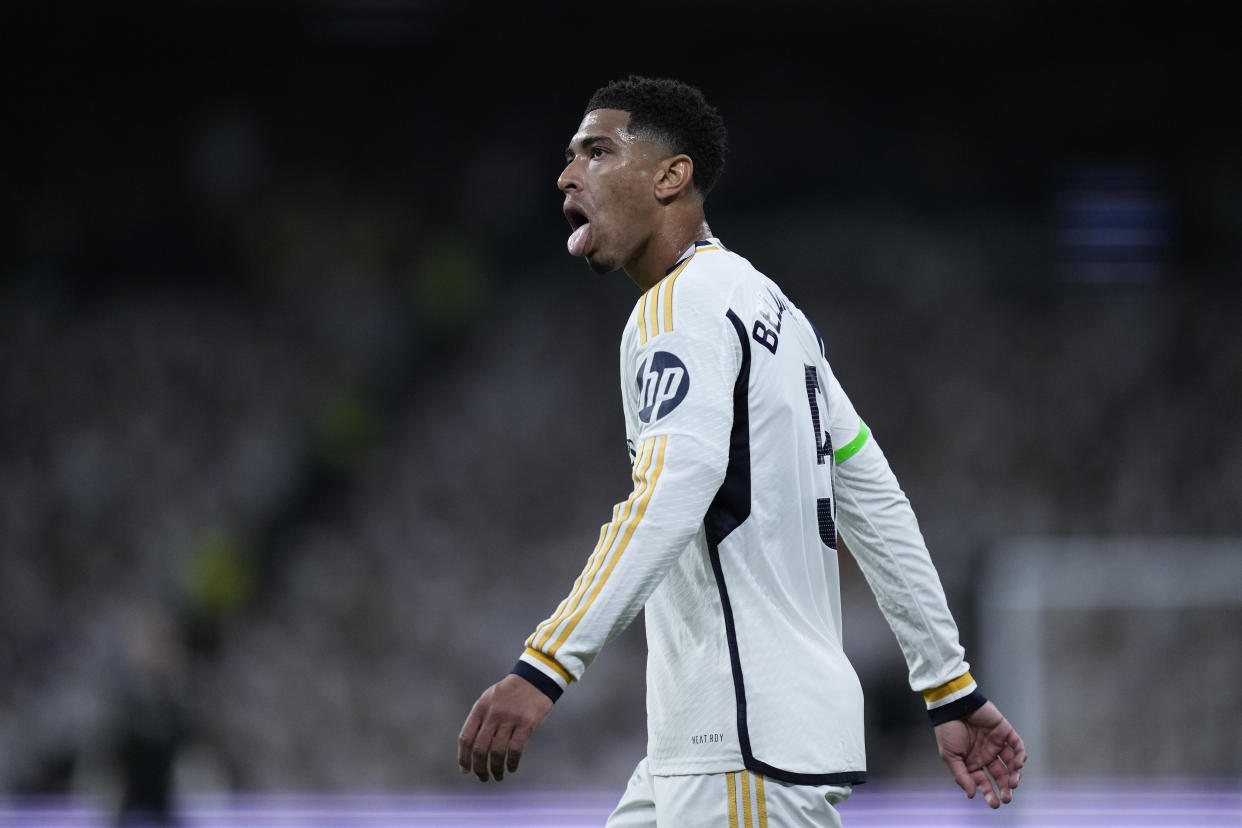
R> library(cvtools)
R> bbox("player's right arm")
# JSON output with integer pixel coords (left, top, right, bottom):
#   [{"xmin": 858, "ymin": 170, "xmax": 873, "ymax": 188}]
[
  {"xmin": 457, "ymin": 673, "xmax": 553, "ymax": 781},
  {"xmin": 514, "ymin": 269, "xmax": 740, "ymax": 698},
  {"xmin": 458, "ymin": 263, "xmax": 740, "ymax": 781}
]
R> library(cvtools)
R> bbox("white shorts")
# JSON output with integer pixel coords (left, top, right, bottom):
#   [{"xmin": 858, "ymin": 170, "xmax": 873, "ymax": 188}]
[{"xmin": 605, "ymin": 758, "xmax": 852, "ymax": 828}]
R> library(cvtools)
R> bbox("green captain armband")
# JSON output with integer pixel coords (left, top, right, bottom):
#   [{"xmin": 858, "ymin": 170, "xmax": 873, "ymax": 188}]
[{"xmin": 834, "ymin": 419, "xmax": 870, "ymax": 464}]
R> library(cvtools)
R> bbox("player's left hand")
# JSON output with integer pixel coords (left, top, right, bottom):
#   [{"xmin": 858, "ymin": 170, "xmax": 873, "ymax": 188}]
[
  {"xmin": 457, "ymin": 673, "xmax": 553, "ymax": 782},
  {"xmin": 934, "ymin": 701, "xmax": 1026, "ymax": 808}
]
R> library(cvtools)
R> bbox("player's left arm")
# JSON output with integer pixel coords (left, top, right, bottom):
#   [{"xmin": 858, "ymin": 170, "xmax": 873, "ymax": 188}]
[{"xmin": 822, "ymin": 363, "xmax": 1026, "ymax": 806}]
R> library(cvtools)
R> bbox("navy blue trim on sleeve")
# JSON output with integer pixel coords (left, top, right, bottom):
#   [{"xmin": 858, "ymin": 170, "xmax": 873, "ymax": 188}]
[
  {"xmin": 928, "ymin": 688, "xmax": 988, "ymax": 726},
  {"xmin": 511, "ymin": 660, "xmax": 564, "ymax": 702}
]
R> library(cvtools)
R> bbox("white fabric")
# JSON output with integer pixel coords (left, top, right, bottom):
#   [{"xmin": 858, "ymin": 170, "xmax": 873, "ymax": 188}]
[
  {"xmin": 605, "ymin": 757, "xmax": 850, "ymax": 828},
  {"xmin": 520, "ymin": 238, "xmax": 970, "ymax": 780}
]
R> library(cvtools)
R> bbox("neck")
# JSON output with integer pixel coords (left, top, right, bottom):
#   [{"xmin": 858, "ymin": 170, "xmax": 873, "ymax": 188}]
[{"xmin": 623, "ymin": 216, "xmax": 713, "ymax": 291}]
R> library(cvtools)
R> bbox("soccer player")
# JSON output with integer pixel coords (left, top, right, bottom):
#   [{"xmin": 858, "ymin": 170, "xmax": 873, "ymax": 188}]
[{"xmin": 457, "ymin": 75, "xmax": 1025, "ymax": 826}]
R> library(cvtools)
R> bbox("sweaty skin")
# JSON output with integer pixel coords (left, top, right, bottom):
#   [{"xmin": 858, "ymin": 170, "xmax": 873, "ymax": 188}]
[{"xmin": 558, "ymin": 109, "xmax": 710, "ymax": 291}]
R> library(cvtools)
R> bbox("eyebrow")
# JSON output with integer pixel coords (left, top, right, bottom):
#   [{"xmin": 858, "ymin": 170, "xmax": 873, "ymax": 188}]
[{"xmin": 565, "ymin": 135, "xmax": 618, "ymax": 160}]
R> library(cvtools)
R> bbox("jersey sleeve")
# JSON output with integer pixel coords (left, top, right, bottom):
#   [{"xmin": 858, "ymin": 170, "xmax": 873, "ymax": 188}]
[
  {"xmin": 513, "ymin": 267, "xmax": 740, "ymax": 701},
  {"xmin": 822, "ymin": 362, "xmax": 988, "ymax": 724}
]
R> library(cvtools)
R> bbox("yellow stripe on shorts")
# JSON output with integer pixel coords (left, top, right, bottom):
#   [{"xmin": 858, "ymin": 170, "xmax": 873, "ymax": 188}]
[
  {"xmin": 726, "ymin": 772, "xmax": 739, "ymax": 828},
  {"xmin": 755, "ymin": 773, "xmax": 768, "ymax": 828}
]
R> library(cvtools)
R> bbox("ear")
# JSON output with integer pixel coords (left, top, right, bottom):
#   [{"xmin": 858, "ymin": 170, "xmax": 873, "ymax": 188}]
[{"xmin": 653, "ymin": 154, "xmax": 695, "ymax": 202}]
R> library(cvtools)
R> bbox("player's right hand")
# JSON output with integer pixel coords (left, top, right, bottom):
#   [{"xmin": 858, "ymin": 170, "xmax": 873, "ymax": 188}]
[{"xmin": 457, "ymin": 673, "xmax": 554, "ymax": 781}]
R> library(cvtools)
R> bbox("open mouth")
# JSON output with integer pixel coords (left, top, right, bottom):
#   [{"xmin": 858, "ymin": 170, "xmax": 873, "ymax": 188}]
[
  {"xmin": 564, "ymin": 204, "xmax": 593, "ymax": 257},
  {"xmin": 564, "ymin": 204, "xmax": 589, "ymax": 230}
]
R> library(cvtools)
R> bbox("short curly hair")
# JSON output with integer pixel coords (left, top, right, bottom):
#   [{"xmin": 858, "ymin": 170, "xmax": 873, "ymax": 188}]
[{"xmin": 585, "ymin": 75, "xmax": 728, "ymax": 197}]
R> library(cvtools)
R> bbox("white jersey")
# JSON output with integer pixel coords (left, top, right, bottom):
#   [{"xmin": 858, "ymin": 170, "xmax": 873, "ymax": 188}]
[{"xmin": 515, "ymin": 238, "xmax": 984, "ymax": 784}]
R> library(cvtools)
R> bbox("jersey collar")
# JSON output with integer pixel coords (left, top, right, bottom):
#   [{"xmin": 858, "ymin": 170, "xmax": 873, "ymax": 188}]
[{"xmin": 666, "ymin": 237, "xmax": 723, "ymax": 275}]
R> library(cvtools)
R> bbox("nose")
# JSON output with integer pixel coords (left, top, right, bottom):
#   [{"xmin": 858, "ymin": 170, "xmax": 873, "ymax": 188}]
[{"xmin": 557, "ymin": 158, "xmax": 580, "ymax": 193}]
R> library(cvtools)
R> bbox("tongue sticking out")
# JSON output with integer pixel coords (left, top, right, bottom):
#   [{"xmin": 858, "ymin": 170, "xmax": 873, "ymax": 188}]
[{"xmin": 567, "ymin": 222, "xmax": 593, "ymax": 257}]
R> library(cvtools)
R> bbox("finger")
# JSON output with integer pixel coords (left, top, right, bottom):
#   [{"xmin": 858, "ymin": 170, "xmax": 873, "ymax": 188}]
[
  {"xmin": 489, "ymin": 722, "xmax": 514, "ymax": 781},
  {"xmin": 974, "ymin": 721, "xmax": 1023, "ymax": 794},
  {"xmin": 981, "ymin": 720, "xmax": 1014, "ymax": 756},
  {"xmin": 507, "ymin": 724, "xmax": 532, "ymax": 773},
  {"xmin": 999, "ymin": 735, "xmax": 1026, "ymax": 790},
  {"xmin": 471, "ymin": 719, "xmax": 498, "ymax": 782},
  {"xmin": 457, "ymin": 705, "xmax": 485, "ymax": 773},
  {"xmin": 1008, "ymin": 732, "xmax": 1028, "ymax": 775},
  {"xmin": 945, "ymin": 756, "xmax": 977, "ymax": 800},
  {"xmin": 999, "ymin": 744, "xmax": 1021, "ymax": 790},
  {"xmin": 973, "ymin": 767, "xmax": 999, "ymax": 809},
  {"xmin": 986, "ymin": 755, "xmax": 1012, "ymax": 805}
]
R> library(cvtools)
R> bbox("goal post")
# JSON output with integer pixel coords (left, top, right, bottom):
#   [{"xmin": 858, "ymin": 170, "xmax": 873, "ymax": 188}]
[{"xmin": 978, "ymin": 537, "xmax": 1242, "ymax": 782}]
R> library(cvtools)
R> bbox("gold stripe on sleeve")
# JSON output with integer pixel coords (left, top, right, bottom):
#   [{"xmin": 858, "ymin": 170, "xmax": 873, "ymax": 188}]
[
  {"xmin": 528, "ymin": 519, "xmax": 613, "ymax": 645},
  {"xmin": 661, "ymin": 262, "xmax": 688, "ymax": 333},
  {"xmin": 532, "ymin": 438, "xmax": 656, "ymax": 650},
  {"xmin": 647, "ymin": 283, "xmax": 660, "ymax": 338},
  {"xmin": 521, "ymin": 647, "xmax": 573, "ymax": 684},
  {"xmin": 548, "ymin": 434, "xmax": 666, "ymax": 656},
  {"xmin": 640, "ymin": 245, "xmax": 711, "ymax": 342},
  {"xmin": 529, "ymin": 517, "xmax": 616, "ymax": 646},
  {"xmin": 922, "ymin": 671, "xmax": 975, "ymax": 703},
  {"xmin": 637, "ymin": 292, "xmax": 650, "ymax": 345}
]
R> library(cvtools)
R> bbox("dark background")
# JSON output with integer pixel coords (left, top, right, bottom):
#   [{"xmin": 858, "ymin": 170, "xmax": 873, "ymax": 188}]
[
  {"xmin": 7, "ymin": 2, "xmax": 1240, "ymax": 295},
  {"xmin": 3, "ymin": 0, "xmax": 1240, "ymax": 812}
]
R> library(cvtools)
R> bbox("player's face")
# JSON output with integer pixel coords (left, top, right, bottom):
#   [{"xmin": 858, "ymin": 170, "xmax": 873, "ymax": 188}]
[{"xmin": 558, "ymin": 108, "xmax": 665, "ymax": 275}]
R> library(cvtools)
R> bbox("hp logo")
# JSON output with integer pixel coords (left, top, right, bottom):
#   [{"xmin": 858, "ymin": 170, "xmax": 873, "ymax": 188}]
[{"xmin": 636, "ymin": 351, "xmax": 690, "ymax": 423}]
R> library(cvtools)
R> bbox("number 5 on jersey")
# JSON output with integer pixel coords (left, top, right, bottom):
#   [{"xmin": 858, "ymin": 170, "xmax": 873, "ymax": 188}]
[{"xmin": 804, "ymin": 364, "xmax": 836, "ymax": 549}]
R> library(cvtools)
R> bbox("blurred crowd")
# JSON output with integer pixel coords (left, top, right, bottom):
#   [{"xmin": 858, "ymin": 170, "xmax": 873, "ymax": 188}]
[
  {"xmin": 3, "ymin": 3, "xmax": 1241, "ymax": 821},
  {"xmin": 4, "ymin": 212, "xmax": 1240, "ymax": 814}
]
